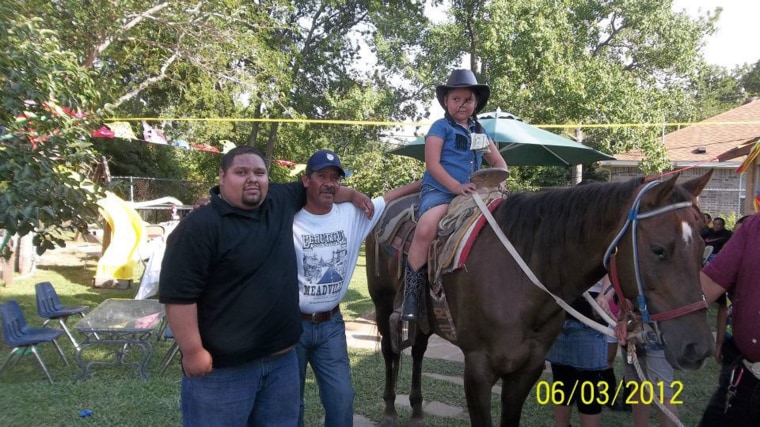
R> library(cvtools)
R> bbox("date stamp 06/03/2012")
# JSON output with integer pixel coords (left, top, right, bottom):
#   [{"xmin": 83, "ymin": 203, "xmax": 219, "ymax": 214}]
[{"xmin": 535, "ymin": 380, "xmax": 684, "ymax": 406}]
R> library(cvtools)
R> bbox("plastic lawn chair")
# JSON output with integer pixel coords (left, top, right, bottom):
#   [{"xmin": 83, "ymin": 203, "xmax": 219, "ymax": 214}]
[
  {"xmin": 35, "ymin": 281, "xmax": 89, "ymax": 351},
  {"xmin": 0, "ymin": 300, "xmax": 69, "ymax": 384}
]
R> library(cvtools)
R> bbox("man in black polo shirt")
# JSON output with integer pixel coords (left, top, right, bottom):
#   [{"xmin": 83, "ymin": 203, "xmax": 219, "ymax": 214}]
[{"xmin": 159, "ymin": 146, "xmax": 372, "ymax": 427}]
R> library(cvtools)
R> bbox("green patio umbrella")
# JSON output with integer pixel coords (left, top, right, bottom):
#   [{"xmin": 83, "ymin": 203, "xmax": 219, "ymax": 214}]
[{"xmin": 390, "ymin": 110, "xmax": 615, "ymax": 166}]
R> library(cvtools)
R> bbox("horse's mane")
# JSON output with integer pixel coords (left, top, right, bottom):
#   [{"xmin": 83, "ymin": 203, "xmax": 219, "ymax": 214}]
[{"xmin": 493, "ymin": 177, "xmax": 645, "ymax": 257}]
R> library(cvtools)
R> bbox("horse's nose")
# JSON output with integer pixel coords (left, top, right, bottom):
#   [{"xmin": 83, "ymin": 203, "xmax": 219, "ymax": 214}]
[{"xmin": 679, "ymin": 341, "xmax": 711, "ymax": 370}]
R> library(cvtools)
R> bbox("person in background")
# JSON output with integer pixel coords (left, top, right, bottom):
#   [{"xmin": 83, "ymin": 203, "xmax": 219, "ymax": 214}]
[
  {"xmin": 704, "ymin": 216, "xmax": 733, "ymax": 257},
  {"xmin": 294, "ymin": 149, "xmax": 420, "ymax": 426},
  {"xmin": 546, "ymin": 278, "xmax": 608, "ymax": 427},
  {"xmin": 609, "ymin": 290, "xmax": 679, "ymax": 426},
  {"xmin": 595, "ymin": 277, "xmax": 631, "ymax": 413},
  {"xmin": 158, "ymin": 146, "xmax": 372, "ymax": 427},
  {"xmin": 401, "ymin": 69, "xmax": 507, "ymax": 325},
  {"xmin": 703, "ymin": 212, "xmax": 713, "ymax": 229},
  {"xmin": 700, "ymin": 213, "xmax": 759, "ymax": 426}
]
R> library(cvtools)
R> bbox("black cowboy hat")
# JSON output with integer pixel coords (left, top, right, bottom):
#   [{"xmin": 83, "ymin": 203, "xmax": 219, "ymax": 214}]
[{"xmin": 435, "ymin": 69, "xmax": 491, "ymax": 115}]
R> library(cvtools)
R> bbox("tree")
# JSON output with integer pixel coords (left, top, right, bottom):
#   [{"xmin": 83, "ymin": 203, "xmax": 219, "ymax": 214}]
[
  {"xmin": 740, "ymin": 60, "xmax": 760, "ymax": 97},
  {"xmin": 682, "ymin": 64, "xmax": 747, "ymax": 120},
  {"xmin": 342, "ymin": 142, "xmax": 425, "ymax": 197},
  {"xmin": 240, "ymin": 0, "xmax": 432, "ymax": 165},
  {"xmin": 406, "ymin": 0, "xmax": 719, "ymax": 174},
  {"xmin": 0, "ymin": 5, "xmax": 103, "ymax": 257},
  {"xmin": 15, "ymin": 0, "xmax": 431, "ymax": 191}
]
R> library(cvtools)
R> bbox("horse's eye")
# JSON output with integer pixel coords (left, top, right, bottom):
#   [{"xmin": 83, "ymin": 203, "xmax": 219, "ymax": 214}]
[{"xmin": 651, "ymin": 245, "xmax": 666, "ymax": 260}]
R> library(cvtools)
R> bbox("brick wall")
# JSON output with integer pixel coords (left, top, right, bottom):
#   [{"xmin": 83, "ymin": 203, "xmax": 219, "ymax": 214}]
[{"xmin": 606, "ymin": 166, "xmax": 744, "ymax": 217}]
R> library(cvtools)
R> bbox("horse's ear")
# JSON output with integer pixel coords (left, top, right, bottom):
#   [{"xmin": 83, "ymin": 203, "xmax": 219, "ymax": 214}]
[
  {"xmin": 650, "ymin": 173, "xmax": 680, "ymax": 205},
  {"xmin": 680, "ymin": 169, "xmax": 714, "ymax": 198}
]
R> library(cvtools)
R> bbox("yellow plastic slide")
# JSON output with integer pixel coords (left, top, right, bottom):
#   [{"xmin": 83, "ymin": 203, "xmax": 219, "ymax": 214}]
[{"xmin": 93, "ymin": 192, "xmax": 146, "ymax": 288}]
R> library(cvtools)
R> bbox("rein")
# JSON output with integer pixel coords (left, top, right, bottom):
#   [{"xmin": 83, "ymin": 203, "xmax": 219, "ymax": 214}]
[
  {"xmin": 602, "ymin": 180, "xmax": 708, "ymax": 345},
  {"xmin": 470, "ymin": 179, "xmax": 707, "ymax": 341},
  {"xmin": 470, "ymin": 180, "xmax": 699, "ymax": 427},
  {"xmin": 470, "ymin": 193, "xmax": 615, "ymax": 338}
]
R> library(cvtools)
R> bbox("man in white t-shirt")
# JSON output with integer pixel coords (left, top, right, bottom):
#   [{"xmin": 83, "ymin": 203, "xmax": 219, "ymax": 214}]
[{"xmin": 293, "ymin": 149, "xmax": 420, "ymax": 427}]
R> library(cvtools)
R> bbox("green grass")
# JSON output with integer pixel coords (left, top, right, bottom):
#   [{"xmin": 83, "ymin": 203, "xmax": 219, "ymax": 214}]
[{"xmin": 1, "ymin": 243, "xmax": 722, "ymax": 426}]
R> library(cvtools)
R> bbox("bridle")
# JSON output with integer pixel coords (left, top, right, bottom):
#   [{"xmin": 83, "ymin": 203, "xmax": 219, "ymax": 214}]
[{"xmin": 603, "ymin": 179, "xmax": 708, "ymax": 345}]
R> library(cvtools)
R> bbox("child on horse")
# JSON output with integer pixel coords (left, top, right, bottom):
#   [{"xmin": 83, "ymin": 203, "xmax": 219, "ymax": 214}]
[{"xmin": 401, "ymin": 69, "xmax": 507, "ymax": 323}]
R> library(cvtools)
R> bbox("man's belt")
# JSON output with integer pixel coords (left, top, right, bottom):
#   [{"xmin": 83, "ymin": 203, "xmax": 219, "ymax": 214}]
[
  {"xmin": 301, "ymin": 306, "xmax": 340, "ymax": 323},
  {"xmin": 742, "ymin": 359, "xmax": 760, "ymax": 380}
]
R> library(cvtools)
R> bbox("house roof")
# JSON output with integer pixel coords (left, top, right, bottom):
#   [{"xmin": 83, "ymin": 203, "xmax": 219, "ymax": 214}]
[{"xmin": 613, "ymin": 98, "xmax": 760, "ymax": 163}]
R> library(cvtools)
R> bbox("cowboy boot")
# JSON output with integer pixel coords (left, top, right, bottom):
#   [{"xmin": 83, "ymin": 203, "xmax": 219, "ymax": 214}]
[{"xmin": 401, "ymin": 263, "xmax": 426, "ymax": 322}]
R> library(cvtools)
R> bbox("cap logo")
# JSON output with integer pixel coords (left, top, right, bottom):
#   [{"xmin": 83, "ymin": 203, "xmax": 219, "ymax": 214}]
[{"xmin": 326, "ymin": 153, "xmax": 335, "ymax": 161}]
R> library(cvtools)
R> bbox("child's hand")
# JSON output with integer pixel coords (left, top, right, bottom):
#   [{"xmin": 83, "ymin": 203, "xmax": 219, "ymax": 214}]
[{"xmin": 459, "ymin": 183, "xmax": 477, "ymax": 196}]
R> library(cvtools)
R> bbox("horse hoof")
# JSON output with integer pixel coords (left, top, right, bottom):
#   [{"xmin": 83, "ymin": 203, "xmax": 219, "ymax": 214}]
[
  {"xmin": 409, "ymin": 418, "xmax": 426, "ymax": 427},
  {"xmin": 377, "ymin": 416, "xmax": 399, "ymax": 427}
]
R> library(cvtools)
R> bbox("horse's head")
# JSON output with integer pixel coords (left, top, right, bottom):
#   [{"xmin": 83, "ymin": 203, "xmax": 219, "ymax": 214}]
[{"xmin": 610, "ymin": 170, "xmax": 713, "ymax": 370}]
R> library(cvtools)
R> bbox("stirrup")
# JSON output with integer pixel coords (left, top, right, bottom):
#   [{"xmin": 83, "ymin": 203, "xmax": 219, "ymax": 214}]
[
  {"xmin": 401, "ymin": 312, "xmax": 417, "ymax": 322},
  {"xmin": 390, "ymin": 312, "xmax": 416, "ymax": 353}
]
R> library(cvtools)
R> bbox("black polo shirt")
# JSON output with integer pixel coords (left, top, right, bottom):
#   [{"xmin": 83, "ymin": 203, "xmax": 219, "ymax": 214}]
[{"xmin": 159, "ymin": 182, "xmax": 306, "ymax": 367}]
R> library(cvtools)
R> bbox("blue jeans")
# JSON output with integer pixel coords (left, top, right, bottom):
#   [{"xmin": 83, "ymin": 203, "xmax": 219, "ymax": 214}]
[
  {"xmin": 296, "ymin": 312, "xmax": 354, "ymax": 427},
  {"xmin": 180, "ymin": 348, "xmax": 300, "ymax": 427}
]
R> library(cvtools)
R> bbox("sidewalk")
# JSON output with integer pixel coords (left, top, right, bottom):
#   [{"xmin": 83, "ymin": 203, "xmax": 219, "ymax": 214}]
[
  {"xmin": 344, "ymin": 316, "xmax": 552, "ymax": 426},
  {"xmin": 345, "ymin": 316, "xmax": 467, "ymax": 426},
  {"xmin": 344, "ymin": 316, "xmax": 464, "ymax": 362}
]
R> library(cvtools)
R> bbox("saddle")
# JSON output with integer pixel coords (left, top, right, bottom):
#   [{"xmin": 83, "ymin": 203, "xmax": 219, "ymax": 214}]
[
  {"xmin": 374, "ymin": 193, "xmax": 418, "ymax": 280},
  {"xmin": 373, "ymin": 169, "xmax": 508, "ymax": 346}
]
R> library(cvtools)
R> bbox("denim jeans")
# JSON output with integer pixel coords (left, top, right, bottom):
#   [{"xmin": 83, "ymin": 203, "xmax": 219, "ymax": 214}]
[
  {"xmin": 180, "ymin": 348, "xmax": 300, "ymax": 427},
  {"xmin": 296, "ymin": 312, "xmax": 354, "ymax": 427},
  {"xmin": 417, "ymin": 183, "xmax": 455, "ymax": 218}
]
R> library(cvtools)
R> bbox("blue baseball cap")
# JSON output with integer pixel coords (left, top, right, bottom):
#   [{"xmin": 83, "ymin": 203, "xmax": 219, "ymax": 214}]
[{"xmin": 305, "ymin": 149, "xmax": 345, "ymax": 177}]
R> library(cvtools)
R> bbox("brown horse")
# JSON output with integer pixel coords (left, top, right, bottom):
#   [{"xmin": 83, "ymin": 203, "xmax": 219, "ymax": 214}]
[{"xmin": 366, "ymin": 171, "xmax": 714, "ymax": 426}]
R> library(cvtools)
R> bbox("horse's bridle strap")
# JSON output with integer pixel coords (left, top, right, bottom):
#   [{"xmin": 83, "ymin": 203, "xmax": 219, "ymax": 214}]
[
  {"xmin": 608, "ymin": 255, "xmax": 632, "ymax": 314},
  {"xmin": 610, "ymin": 252, "xmax": 707, "ymax": 322},
  {"xmin": 650, "ymin": 299, "xmax": 708, "ymax": 321}
]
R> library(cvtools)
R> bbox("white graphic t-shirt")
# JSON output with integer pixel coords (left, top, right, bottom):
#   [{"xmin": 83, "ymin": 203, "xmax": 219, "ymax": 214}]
[{"xmin": 294, "ymin": 197, "xmax": 386, "ymax": 313}]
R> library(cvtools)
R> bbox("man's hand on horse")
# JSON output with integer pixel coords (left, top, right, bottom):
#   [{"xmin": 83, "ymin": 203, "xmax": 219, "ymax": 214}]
[
  {"xmin": 351, "ymin": 191, "xmax": 374, "ymax": 219},
  {"xmin": 193, "ymin": 198, "xmax": 210, "ymax": 210}
]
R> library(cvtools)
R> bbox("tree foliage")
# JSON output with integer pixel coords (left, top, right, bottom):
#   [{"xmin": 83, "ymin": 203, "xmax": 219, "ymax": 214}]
[
  {"xmin": 0, "ymin": 4, "xmax": 103, "ymax": 257},
  {"xmin": 740, "ymin": 60, "xmax": 760, "ymax": 97},
  {"xmin": 6, "ymin": 0, "xmax": 756, "ymax": 216},
  {"xmin": 408, "ymin": 0, "xmax": 719, "ymax": 174},
  {"xmin": 342, "ymin": 142, "xmax": 426, "ymax": 197},
  {"xmin": 681, "ymin": 64, "xmax": 747, "ymax": 121}
]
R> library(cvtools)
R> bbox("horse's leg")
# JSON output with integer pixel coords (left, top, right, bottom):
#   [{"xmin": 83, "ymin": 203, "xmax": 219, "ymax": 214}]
[
  {"xmin": 498, "ymin": 365, "xmax": 545, "ymax": 427},
  {"xmin": 378, "ymin": 329, "xmax": 401, "ymax": 427},
  {"xmin": 462, "ymin": 351, "xmax": 498, "ymax": 426},
  {"xmin": 376, "ymin": 304, "xmax": 401, "ymax": 427},
  {"xmin": 409, "ymin": 332, "xmax": 430, "ymax": 427}
]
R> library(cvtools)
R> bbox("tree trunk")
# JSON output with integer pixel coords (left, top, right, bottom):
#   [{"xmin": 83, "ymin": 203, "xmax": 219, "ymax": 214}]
[
  {"xmin": 572, "ymin": 127, "xmax": 584, "ymax": 184},
  {"xmin": 265, "ymin": 122, "xmax": 279, "ymax": 169},
  {"xmin": 1, "ymin": 254, "xmax": 13, "ymax": 287},
  {"xmin": 0, "ymin": 232, "xmax": 14, "ymax": 286},
  {"xmin": 246, "ymin": 100, "xmax": 262, "ymax": 147},
  {"xmin": 17, "ymin": 234, "xmax": 34, "ymax": 276}
]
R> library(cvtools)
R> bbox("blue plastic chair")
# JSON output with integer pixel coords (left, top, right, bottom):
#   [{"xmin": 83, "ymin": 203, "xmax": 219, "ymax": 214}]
[
  {"xmin": 35, "ymin": 281, "xmax": 88, "ymax": 351},
  {"xmin": 0, "ymin": 300, "xmax": 69, "ymax": 384}
]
